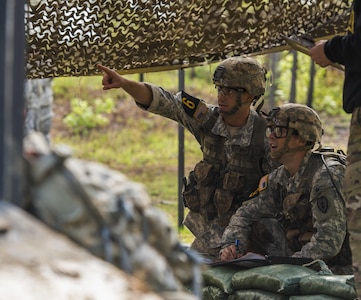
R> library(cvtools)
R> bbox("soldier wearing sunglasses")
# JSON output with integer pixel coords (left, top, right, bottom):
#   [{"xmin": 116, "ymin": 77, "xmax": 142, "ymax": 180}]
[{"xmin": 220, "ymin": 103, "xmax": 352, "ymax": 275}]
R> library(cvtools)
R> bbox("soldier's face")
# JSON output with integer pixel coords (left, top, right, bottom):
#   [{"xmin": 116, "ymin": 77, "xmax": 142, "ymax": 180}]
[
  {"xmin": 217, "ymin": 87, "xmax": 239, "ymax": 114},
  {"xmin": 269, "ymin": 130, "xmax": 304, "ymax": 161},
  {"xmin": 216, "ymin": 86, "xmax": 250, "ymax": 116}
]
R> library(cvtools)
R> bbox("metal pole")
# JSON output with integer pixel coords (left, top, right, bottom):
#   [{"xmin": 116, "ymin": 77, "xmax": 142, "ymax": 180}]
[
  {"xmin": 0, "ymin": 0, "xmax": 26, "ymax": 204},
  {"xmin": 177, "ymin": 69, "xmax": 185, "ymax": 229}
]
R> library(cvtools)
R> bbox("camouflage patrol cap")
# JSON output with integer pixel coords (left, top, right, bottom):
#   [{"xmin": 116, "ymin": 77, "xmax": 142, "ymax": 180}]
[
  {"xmin": 267, "ymin": 103, "xmax": 323, "ymax": 143},
  {"xmin": 213, "ymin": 56, "xmax": 267, "ymax": 96}
]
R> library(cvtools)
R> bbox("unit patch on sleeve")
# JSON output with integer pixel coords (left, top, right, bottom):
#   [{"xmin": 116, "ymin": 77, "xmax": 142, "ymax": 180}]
[
  {"xmin": 317, "ymin": 196, "xmax": 329, "ymax": 213},
  {"xmin": 258, "ymin": 174, "xmax": 269, "ymax": 192},
  {"xmin": 181, "ymin": 91, "xmax": 208, "ymax": 121},
  {"xmin": 249, "ymin": 174, "xmax": 269, "ymax": 198}
]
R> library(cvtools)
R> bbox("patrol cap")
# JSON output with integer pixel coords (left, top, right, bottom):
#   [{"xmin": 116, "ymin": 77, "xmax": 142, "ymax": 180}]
[
  {"xmin": 213, "ymin": 56, "xmax": 267, "ymax": 97},
  {"xmin": 267, "ymin": 103, "xmax": 323, "ymax": 143}
]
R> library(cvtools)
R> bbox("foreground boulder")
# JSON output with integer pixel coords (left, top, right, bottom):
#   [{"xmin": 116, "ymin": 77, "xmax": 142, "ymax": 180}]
[
  {"xmin": 21, "ymin": 132, "xmax": 201, "ymax": 299},
  {"xmin": 0, "ymin": 201, "xmax": 163, "ymax": 300}
]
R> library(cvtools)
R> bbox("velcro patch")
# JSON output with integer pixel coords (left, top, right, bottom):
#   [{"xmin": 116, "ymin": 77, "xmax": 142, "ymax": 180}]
[
  {"xmin": 317, "ymin": 197, "xmax": 329, "ymax": 213},
  {"xmin": 258, "ymin": 174, "xmax": 269, "ymax": 192},
  {"xmin": 249, "ymin": 174, "xmax": 269, "ymax": 198},
  {"xmin": 181, "ymin": 91, "xmax": 208, "ymax": 121}
]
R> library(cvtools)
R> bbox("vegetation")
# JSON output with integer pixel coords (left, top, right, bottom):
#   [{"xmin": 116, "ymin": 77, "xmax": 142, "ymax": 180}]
[
  {"xmin": 64, "ymin": 97, "xmax": 115, "ymax": 134},
  {"xmin": 51, "ymin": 52, "xmax": 350, "ymax": 245}
]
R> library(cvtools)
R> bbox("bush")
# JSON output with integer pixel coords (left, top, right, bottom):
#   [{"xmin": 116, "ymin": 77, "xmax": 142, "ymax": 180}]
[{"xmin": 64, "ymin": 97, "xmax": 115, "ymax": 134}]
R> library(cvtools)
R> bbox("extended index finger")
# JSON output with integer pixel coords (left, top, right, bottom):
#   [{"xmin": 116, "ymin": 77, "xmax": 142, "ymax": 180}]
[{"xmin": 97, "ymin": 64, "xmax": 114, "ymax": 75}]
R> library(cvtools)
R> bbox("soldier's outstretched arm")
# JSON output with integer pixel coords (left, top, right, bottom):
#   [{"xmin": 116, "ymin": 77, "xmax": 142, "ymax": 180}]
[{"xmin": 97, "ymin": 64, "xmax": 153, "ymax": 107}]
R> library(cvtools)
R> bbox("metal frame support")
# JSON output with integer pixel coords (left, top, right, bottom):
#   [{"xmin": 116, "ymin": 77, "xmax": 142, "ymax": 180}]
[
  {"xmin": 177, "ymin": 69, "xmax": 185, "ymax": 229},
  {"xmin": 0, "ymin": 0, "xmax": 26, "ymax": 204}
]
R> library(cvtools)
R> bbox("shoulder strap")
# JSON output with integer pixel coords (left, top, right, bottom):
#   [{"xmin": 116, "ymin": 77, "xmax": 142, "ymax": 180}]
[
  {"xmin": 250, "ymin": 113, "xmax": 267, "ymax": 175},
  {"xmin": 252, "ymin": 113, "xmax": 267, "ymax": 149},
  {"xmin": 202, "ymin": 108, "xmax": 219, "ymax": 131},
  {"xmin": 312, "ymin": 147, "xmax": 346, "ymax": 202}
]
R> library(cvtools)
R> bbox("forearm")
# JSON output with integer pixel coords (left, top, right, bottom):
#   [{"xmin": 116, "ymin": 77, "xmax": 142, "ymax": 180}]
[
  {"xmin": 324, "ymin": 32, "xmax": 361, "ymax": 71},
  {"xmin": 122, "ymin": 78, "xmax": 153, "ymax": 107},
  {"xmin": 221, "ymin": 202, "xmax": 260, "ymax": 253},
  {"xmin": 292, "ymin": 221, "xmax": 346, "ymax": 260},
  {"xmin": 221, "ymin": 222, "xmax": 250, "ymax": 255}
]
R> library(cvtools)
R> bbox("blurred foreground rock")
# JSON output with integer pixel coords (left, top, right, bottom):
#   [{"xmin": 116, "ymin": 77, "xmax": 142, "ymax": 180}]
[
  {"xmin": 19, "ymin": 132, "xmax": 201, "ymax": 300},
  {"xmin": 0, "ymin": 201, "xmax": 163, "ymax": 300}
]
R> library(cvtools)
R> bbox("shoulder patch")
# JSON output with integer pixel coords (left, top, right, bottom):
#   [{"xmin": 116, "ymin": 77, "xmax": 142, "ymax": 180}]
[
  {"xmin": 181, "ymin": 91, "xmax": 208, "ymax": 121},
  {"xmin": 317, "ymin": 197, "xmax": 329, "ymax": 213},
  {"xmin": 258, "ymin": 174, "xmax": 269, "ymax": 192},
  {"xmin": 249, "ymin": 174, "xmax": 269, "ymax": 198}
]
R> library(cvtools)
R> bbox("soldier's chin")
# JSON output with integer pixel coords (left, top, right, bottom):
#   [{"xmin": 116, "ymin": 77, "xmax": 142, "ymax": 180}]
[
  {"xmin": 270, "ymin": 150, "xmax": 282, "ymax": 160},
  {"xmin": 219, "ymin": 109, "xmax": 232, "ymax": 116}
]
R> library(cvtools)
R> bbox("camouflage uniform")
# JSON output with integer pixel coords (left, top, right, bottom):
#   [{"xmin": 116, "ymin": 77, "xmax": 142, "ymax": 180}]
[
  {"xmin": 320, "ymin": 0, "xmax": 361, "ymax": 292},
  {"xmin": 139, "ymin": 57, "xmax": 274, "ymax": 257},
  {"xmin": 343, "ymin": 3, "xmax": 361, "ymax": 294},
  {"xmin": 222, "ymin": 150, "xmax": 352, "ymax": 274},
  {"xmin": 345, "ymin": 106, "xmax": 361, "ymax": 288},
  {"xmin": 221, "ymin": 104, "xmax": 352, "ymax": 274},
  {"xmin": 24, "ymin": 78, "xmax": 53, "ymax": 143}
]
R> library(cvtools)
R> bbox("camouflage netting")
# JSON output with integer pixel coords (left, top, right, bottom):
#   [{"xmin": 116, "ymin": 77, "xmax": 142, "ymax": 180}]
[{"xmin": 25, "ymin": 0, "xmax": 352, "ymax": 78}]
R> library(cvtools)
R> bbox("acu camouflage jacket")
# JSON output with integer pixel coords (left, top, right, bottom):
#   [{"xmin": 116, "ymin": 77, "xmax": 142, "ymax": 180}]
[
  {"xmin": 222, "ymin": 150, "xmax": 351, "ymax": 265},
  {"xmin": 140, "ymin": 83, "xmax": 275, "ymax": 225}
]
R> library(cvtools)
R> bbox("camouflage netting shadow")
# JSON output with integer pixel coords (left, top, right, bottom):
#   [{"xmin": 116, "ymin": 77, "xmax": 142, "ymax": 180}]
[{"xmin": 26, "ymin": 0, "xmax": 352, "ymax": 78}]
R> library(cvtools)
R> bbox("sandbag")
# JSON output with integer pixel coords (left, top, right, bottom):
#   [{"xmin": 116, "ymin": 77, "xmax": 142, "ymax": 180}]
[
  {"xmin": 202, "ymin": 285, "xmax": 228, "ymax": 300},
  {"xmin": 289, "ymin": 295, "xmax": 344, "ymax": 300},
  {"xmin": 299, "ymin": 274, "xmax": 356, "ymax": 300},
  {"xmin": 231, "ymin": 264, "xmax": 316, "ymax": 295},
  {"xmin": 202, "ymin": 266, "xmax": 240, "ymax": 294},
  {"xmin": 228, "ymin": 289, "xmax": 288, "ymax": 300}
]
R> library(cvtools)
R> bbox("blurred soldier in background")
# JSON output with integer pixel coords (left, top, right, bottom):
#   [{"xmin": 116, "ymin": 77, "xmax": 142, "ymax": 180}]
[
  {"xmin": 97, "ymin": 56, "xmax": 278, "ymax": 258},
  {"xmin": 24, "ymin": 78, "xmax": 53, "ymax": 143},
  {"xmin": 309, "ymin": 0, "xmax": 361, "ymax": 294},
  {"xmin": 220, "ymin": 104, "xmax": 352, "ymax": 275}
]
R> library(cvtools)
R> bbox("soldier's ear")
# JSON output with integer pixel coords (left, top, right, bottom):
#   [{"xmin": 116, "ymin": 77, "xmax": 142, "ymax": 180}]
[{"xmin": 296, "ymin": 137, "xmax": 307, "ymax": 146}]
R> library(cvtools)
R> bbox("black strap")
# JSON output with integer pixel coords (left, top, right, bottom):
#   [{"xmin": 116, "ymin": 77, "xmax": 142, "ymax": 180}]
[{"xmin": 208, "ymin": 255, "xmax": 312, "ymax": 269}]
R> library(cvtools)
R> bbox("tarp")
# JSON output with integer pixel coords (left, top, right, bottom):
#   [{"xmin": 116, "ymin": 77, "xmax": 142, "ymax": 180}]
[{"xmin": 25, "ymin": 0, "xmax": 352, "ymax": 78}]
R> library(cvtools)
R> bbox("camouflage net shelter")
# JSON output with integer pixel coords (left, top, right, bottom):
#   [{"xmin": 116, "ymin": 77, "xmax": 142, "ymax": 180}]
[{"xmin": 25, "ymin": 0, "xmax": 352, "ymax": 79}]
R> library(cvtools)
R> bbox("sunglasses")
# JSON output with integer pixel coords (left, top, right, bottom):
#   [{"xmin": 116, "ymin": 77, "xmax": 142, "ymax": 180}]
[
  {"xmin": 216, "ymin": 86, "xmax": 245, "ymax": 96},
  {"xmin": 266, "ymin": 126, "xmax": 298, "ymax": 138}
]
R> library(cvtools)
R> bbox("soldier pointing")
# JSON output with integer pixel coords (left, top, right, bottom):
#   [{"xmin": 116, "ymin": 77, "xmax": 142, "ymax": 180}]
[{"xmin": 98, "ymin": 57, "xmax": 276, "ymax": 257}]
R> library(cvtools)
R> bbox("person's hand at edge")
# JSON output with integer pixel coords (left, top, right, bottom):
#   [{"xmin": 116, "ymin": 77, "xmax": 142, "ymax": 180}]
[{"xmin": 309, "ymin": 40, "xmax": 332, "ymax": 67}]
